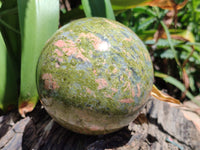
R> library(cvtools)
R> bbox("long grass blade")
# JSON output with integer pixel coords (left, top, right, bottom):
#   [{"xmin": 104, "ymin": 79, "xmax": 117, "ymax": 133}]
[
  {"xmin": 18, "ymin": 0, "xmax": 59, "ymax": 117},
  {"xmin": 154, "ymin": 72, "xmax": 198, "ymax": 101},
  {"xmin": 17, "ymin": 0, "xmax": 29, "ymax": 40},
  {"xmin": 0, "ymin": 32, "xmax": 18, "ymax": 111},
  {"xmin": 0, "ymin": 0, "xmax": 21, "ymax": 64},
  {"xmin": 160, "ymin": 21, "xmax": 181, "ymax": 67},
  {"xmin": 81, "ymin": 0, "xmax": 115, "ymax": 20}
]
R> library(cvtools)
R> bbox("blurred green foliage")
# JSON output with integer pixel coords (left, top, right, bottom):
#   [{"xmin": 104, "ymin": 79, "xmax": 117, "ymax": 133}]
[{"xmin": 116, "ymin": 0, "xmax": 200, "ymax": 101}]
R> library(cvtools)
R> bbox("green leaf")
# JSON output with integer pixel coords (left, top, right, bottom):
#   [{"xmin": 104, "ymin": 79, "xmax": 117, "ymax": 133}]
[
  {"xmin": 0, "ymin": 32, "xmax": 18, "ymax": 111},
  {"xmin": 176, "ymin": 44, "xmax": 200, "ymax": 64},
  {"xmin": 160, "ymin": 49, "xmax": 175, "ymax": 59},
  {"xmin": 189, "ymin": 74, "xmax": 196, "ymax": 92},
  {"xmin": 18, "ymin": 0, "xmax": 59, "ymax": 116},
  {"xmin": 193, "ymin": 0, "xmax": 200, "ymax": 12},
  {"xmin": 0, "ymin": 19, "xmax": 20, "ymax": 34},
  {"xmin": 186, "ymin": 42, "xmax": 200, "ymax": 52},
  {"xmin": 60, "ymin": 7, "xmax": 85, "ymax": 25},
  {"xmin": 0, "ymin": 0, "xmax": 21, "ymax": 63},
  {"xmin": 161, "ymin": 21, "xmax": 181, "ymax": 67},
  {"xmin": 137, "ymin": 30, "xmax": 156, "ymax": 42},
  {"xmin": 138, "ymin": 17, "xmax": 156, "ymax": 31},
  {"xmin": 17, "ymin": 0, "xmax": 29, "ymax": 40},
  {"xmin": 154, "ymin": 72, "xmax": 198, "ymax": 104},
  {"xmin": 155, "ymin": 39, "xmax": 170, "ymax": 49},
  {"xmin": 132, "ymin": 6, "xmax": 157, "ymax": 17},
  {"xmin": 155, "ymin": 39, "xmax": 182, "ymax": 49},
  {"xmin": 111, "ymin": 0, "xmax": 151, "ymax": 10},
  {"xmin": 0, "ymin": 7, "xmax": 18, "ymax": 17},
  {"xmin": 81, "ymin": 0, "xmax": 115, "ymax": 20}
]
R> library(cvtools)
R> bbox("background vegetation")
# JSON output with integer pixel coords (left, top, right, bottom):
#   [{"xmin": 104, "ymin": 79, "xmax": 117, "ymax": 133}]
[
  {"xmin": 0, "ymin": 0, "xmax": 200, "ymax": 116},
  {"xmin": 115, "ymin": 0, "xmax": 200, "ymax": 102}
]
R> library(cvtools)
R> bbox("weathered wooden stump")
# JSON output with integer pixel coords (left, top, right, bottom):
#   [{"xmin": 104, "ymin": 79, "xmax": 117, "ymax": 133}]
[{"xmin": 0, "ymin": 97, "xmax": 200, "ymax": 150}]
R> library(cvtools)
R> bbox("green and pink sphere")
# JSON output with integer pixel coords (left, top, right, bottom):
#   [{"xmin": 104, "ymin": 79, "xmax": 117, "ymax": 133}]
[{"xmin": 37, "ymin": 17, "xmax": 153, "ymax": 135}]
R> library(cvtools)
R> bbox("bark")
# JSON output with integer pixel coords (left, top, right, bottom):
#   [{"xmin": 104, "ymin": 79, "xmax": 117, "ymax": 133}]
[{"xmin": 0, "ymin": 97, "xmax": 200, "ymax": 150}]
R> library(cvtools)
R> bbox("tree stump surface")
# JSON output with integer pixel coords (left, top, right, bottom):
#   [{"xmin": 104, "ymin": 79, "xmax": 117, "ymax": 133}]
[{"xmin": 0, "ymin": 97, "xmax": 200, "ymax": 150}]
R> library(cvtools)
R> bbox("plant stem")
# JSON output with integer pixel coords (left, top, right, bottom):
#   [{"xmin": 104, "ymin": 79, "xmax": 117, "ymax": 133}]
[
  {"xmin": 0, "ymin": 19, "xmax": 20, "ymax": 34},
  {"xmin": 0, "ymin": 7, "xmax": 17, "ymax": 16},
  {"xmin": 160, "ymin": 20, "xmax": 181, "ymax": 67},
  {"xmin": 182, "ymin": 46, "xmax": 195, "ymax": 68}
]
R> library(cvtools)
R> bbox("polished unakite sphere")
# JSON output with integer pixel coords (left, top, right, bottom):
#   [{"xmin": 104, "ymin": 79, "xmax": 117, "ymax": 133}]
[{"xmin": 37, "ymin": 17, "xmax": 153, "ymax": 135}]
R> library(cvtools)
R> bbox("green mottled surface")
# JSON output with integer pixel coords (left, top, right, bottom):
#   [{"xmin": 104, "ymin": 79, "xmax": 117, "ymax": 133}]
[{"xmin": 37, "ymin": 17, "xmax": 153, "ymax": 135}]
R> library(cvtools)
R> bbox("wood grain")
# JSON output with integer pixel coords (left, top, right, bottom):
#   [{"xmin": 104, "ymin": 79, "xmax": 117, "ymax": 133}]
[{"xmin": 0, "ymin": 97, "xmax": 200, "ymax": 150}]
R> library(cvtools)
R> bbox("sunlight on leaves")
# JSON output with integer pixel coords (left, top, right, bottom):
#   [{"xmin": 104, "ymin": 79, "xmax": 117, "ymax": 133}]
[
  {"xmin": 111, "ymin": 0, "xmax": 151, "ymax": 10},
  {"xmin": 146, "ymin": 0, "xmax": 188, "ymax": 10},
  {"xmin": 110, "ymin": 0, "xmax": 188, "ymax": 10},
  {"xmin": 171, "ymin": 30, "xmax": 195, "ymax": 43}
]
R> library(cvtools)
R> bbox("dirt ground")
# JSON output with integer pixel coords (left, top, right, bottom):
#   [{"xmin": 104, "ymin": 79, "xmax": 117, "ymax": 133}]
[{"xmin": 0, "ymin": 97, "xmax": 200, "ymax": 150}]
